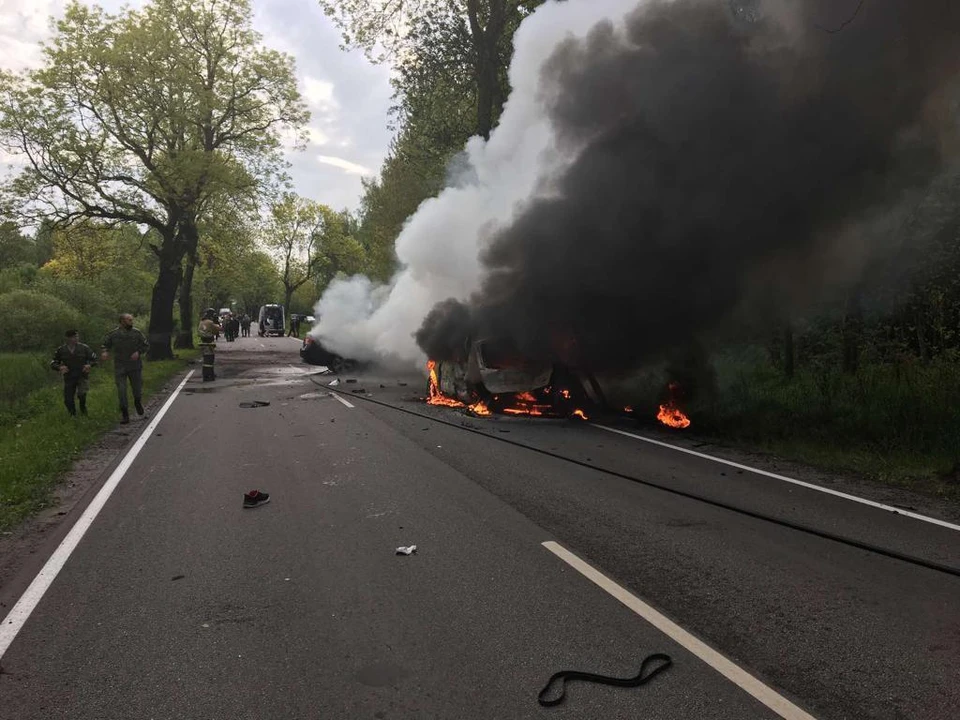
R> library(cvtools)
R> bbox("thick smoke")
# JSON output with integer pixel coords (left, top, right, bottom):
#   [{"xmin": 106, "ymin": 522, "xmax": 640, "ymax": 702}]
[
  {"xmin": 317, "ymin": 0, "xmax": 960, "ymax": 372},
  {"xmin": 314, "ymin": 0, "xmax": 644, "ymax": 366}
]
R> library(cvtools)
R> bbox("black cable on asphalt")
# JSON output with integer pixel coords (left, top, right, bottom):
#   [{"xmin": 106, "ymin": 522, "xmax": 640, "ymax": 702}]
[
  {"xmin": 538, "ymin": 653, "xmax": 673, "ymax": 707},
  {"xmin": 313, "ymin": 379, "xmax": 960, "ymax": 580}
]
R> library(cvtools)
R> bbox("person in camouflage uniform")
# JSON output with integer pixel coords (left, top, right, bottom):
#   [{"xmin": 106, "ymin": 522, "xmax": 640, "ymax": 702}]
[
  {"xmin": 100, "ymin": 313, "xmax": 150, "ymax": 423},
  {"xmin": 50, "ymin": 329, "xmax": 98, "ymax": 416}
]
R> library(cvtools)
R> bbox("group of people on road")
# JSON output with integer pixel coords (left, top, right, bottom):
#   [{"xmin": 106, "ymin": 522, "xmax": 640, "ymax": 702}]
[
  {"xmin": 53, "ymin": 309, "xmax": 308, "ymax": 420},
  {"xmin": 51, "ymin": 313, "xmax": 148, "ymax": 424}
]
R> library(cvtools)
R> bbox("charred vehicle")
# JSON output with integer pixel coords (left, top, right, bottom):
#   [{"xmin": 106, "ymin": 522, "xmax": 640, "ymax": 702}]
[
  {"xmin": 300, "ymin": 335, "xmax": 360, "ymax": 373},
  {"xmin": 429, "ymin": 338, "xmax": 603, "ymax": 417}
]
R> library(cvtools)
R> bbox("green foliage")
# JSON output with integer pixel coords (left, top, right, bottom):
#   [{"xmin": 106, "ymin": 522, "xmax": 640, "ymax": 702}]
[
  {"xmin": 0, "ymin": 0, "xmax": 309, "ymax": 355},
  {"xmin": 0, "ymin": 221, "xmax": 36, "ymax": 268},
  {"xmin": 340, "ymin": 1, "xmax": 544, "ymax": 280},
  {"xmin": 0, "ymin": 290, "xmax": 81, "ymax": 352},
  {"xmin": 0, "ymin": 352, "xmax": 54, "ymax": 420},
  {"xmin": 0, "ymin": 263, "xmax": 38, "ymax": 294},
  {"xmin": 0, "ymin": 351, "xmax": 196, "ymax": 530}
]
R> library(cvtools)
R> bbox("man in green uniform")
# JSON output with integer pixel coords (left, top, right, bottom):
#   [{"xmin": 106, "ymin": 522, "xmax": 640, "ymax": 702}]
[
  {"xmin": 50, "ymin": 329, "xmax": 98, "ymax": 416},
  {"xmin": 101, "ymin": 313, "xmax": 149, "ymax": 423}
]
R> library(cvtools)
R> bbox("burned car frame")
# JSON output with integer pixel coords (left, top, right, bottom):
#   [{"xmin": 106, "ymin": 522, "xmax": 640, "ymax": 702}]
[{"xmin": 430, "ymin": 337, "xmax": 603, "ymax": 417}]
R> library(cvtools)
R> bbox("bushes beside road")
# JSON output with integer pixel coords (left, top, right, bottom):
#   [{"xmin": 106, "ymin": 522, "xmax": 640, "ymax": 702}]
[{"xmin": 608, "ymin": 350, "xmax": 960, "ymax": 500}]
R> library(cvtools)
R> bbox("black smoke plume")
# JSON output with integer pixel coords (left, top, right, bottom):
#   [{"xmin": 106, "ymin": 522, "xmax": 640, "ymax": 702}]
[{"xmin": 415, "ymin": 0, "xmax": 960, "ymax": 372}]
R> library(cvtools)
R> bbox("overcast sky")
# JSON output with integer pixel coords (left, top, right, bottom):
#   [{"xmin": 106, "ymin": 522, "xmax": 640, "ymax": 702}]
[{"xmin": 0, "ymin": 0, "xmax": 395, "ymax": 211}]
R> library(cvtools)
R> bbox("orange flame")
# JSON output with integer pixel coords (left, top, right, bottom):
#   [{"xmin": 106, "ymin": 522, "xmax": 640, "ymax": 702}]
[
  {"xmin": 624, "ymin": 405, "xmax": 634, "ymax": 413},
  {"xmin": 427, "ymin": 360, "xmax": 466, "ymax": 408},
  {"xmin": 571, "ymin": 409, "xmax": 589, "ymax": 420},
  {"xmin": 469, "ymin": 401, "xmax": 492, "ymax": 416},
  {"xmin": 657, "ymin": 403, "xmax": 691, "ymax": 429}
]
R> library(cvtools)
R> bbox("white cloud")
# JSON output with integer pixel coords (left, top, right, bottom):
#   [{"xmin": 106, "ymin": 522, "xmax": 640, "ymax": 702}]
[
  {"xmin": 302, "ymin": 76, "xmax": 338, "ymax": 111},
  {"xmin": 316, "ymin": 155, "xmax": 372, "ymax": 176}
]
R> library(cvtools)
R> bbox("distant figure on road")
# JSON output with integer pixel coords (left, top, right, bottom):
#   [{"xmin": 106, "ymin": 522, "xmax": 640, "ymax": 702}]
[
  {"xmin": 198, "ymin": 308, "xmax": 222, "ymax": 382},
  {"xmin": 240, "ymin": 314, "xmax": 251, "ymax": 338},
  {"xmin": 100, "ymin": 313, "xmax": 149, "ymax": 424},
  {"xmin": 51, "ymin": 329, "xmax": 97, "ymax": 417},
  {"xmin": 287, "ymin": 314, "xmax": 301, "ymax": 338}
]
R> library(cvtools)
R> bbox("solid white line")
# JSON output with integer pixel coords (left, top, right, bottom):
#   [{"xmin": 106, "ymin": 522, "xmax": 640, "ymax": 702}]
[
  {"xmin": 331, "ymin": 392, "xmax": 354, "ymax": 409},
  {"xmin": 0, "ymin": 370, "xmax": 195, "ymax": 661},
  {"xmin": 592, "ymin": 424, "xmax": 960, "ymax": 533},
  {"xmin": 542, "ymin": 541, "xmax": 817, "ymax": 720}
]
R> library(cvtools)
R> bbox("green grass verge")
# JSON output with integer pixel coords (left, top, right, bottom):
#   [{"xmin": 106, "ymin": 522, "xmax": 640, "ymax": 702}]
[
  {"xmin": 0, "ymin": 351, "xmax": 197, "ymax": 531},
  {"xmin": 606, "ymin": 352, "xmax": 960, "ymax": 502}
]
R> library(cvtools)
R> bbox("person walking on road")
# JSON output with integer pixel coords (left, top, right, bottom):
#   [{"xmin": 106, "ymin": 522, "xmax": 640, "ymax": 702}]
[
  {"xmin": 287, "ymin": 314, "xmax": 301, "ymax": 338},
  {"xmin": 101, "ymin": 313, "xmax": 149, "ymax": 424},
  {"xmin": 240, "ymin": 313, "xmax": 251, "ymax": 338},
  {"xmin": 51, "ymin": 329, "xmax": 97, "ymax": 417}
]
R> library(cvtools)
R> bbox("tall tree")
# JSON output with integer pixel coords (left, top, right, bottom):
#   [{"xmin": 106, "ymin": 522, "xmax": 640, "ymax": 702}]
[
  {"xmin": 318, "ymin": 0, "xmax": 542, "ymax": 139},
  {"xmin": 263, "ymin": 193, "xmax": 326, "ymax": 316},
  {"xmin": 0, "ymin": 0, "xmax": 308, "ymax": 358}
]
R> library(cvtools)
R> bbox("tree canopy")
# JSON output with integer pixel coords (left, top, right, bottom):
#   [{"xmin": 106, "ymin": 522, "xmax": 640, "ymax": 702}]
[{"xmin": 0, "ymin": 0, "xmax": 308, "ymax": 357}]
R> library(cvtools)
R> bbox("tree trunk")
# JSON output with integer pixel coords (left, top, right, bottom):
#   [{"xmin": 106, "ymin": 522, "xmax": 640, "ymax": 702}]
[
  {"xmin": 468, "ymin": 0, "xmax": 505, "ymax": 141},
  {"xmin": 284, "ymin": 285, "xmax": 294, "ymax": 329},
  {"xmin": 476, "ymin": 50, "xmax": 496, "ymax": 139},
  {"xmin": 175, "ymin": 252, "xmax": 197, "ymax": 349},
  {"xmin": 784, "ymin": 321, "xmax": 795, "ymax": 379},
  {"xmin": 148, "ymin": 238, "xmax": 185, "ymax": 360}
]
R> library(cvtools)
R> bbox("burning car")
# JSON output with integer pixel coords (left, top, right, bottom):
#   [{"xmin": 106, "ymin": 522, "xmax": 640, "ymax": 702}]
[
  {"xmin": 428, "ymin": 338, "xmax": 601, "ymax": 418},
  {"xmin": 300, "ymin": 335, "xmax": 359, "ymax": 373}
]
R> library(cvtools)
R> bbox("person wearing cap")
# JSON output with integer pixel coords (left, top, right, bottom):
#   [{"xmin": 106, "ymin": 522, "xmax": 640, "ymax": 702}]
[{"xmin": 51, "ymin": 329, "xmax": 98, "ymax": 416}]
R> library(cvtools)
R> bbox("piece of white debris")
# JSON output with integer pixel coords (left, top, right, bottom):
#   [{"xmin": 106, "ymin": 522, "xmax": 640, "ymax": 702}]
[
  {"xmin": 328, "ymin": 378, "xmax": 340, "ymax": 387},
  {"xmin": 395, "ymin": 545, "xmax": 418, "ymax": 556}
]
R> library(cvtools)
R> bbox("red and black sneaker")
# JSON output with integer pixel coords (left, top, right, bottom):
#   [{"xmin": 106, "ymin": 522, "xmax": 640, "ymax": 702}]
[{"xmin": 243, "ymin": 490, "xmax": 270, "ymax": 509}]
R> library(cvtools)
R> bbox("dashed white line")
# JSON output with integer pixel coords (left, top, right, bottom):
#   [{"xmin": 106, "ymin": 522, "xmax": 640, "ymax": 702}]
[
  {"xmin": 591, "ymin": 424, "xmax": 960, "ymax": 533},
  {"xmin": 542, "ymin": 541, "xmax": 817, "ymax": 720},
  {"xmin": 331, "ymin": 392, "xmax": 355, "ymax": 408},
  {"xmin": 0, "ymin": 371, "xmax": 195, "ymax": 661}
]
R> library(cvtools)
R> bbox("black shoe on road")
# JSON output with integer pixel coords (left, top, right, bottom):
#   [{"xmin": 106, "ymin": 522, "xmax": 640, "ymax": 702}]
[
  {"xmin": 243, "ymin": 490, "xmax": 270, "ymax": 509},
  {"xmin": 135, "ymin": 400, "xmax": 144, "ymax": 416}
]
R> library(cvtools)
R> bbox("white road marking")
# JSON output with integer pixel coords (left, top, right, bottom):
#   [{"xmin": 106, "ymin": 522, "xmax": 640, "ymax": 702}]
[
  {"xmin": 542, "ymin": 541, "xmax": 817, "ymax": 720},
  {"xmin": 0, "ymin": 371, "xmax": 195, "ymax": 661},
  {"xmin": 331, "ymin": 392, "xmax": 354, "ymax": 409},
  {"xmin": 592, "ymin": 424, "xmax": 960, "ymax": 533}
]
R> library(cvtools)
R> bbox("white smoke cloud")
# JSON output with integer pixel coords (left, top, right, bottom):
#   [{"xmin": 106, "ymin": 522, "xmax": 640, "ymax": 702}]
[{"xmin": 312, "ymin": 0, "xmax": 642, "ymax": 368}]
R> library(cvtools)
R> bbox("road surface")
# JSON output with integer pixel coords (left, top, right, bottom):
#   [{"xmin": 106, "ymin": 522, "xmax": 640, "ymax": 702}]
[{"xmin": 1, "ymin": 336, "xmax": 958, "ymax": 719}]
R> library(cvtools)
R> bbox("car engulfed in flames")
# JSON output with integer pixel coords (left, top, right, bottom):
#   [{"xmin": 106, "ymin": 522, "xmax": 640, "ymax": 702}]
[{"xmin": 427, "ymin": 338, "xmax": 599, "ymax": 419}]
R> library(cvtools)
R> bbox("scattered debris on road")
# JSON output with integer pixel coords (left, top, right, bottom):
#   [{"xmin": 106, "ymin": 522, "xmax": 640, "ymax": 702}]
[
  {"xmin": 171, "ymin": 575, "xmax": 185, "ymax": 581},
  {"xmin": 395, "ymin": 545, "xmax": 417, "ymax": 555},
  {"xmin": 537, "ymin": 653, "xmax": 673, "ymax": 707},
  {"xmin": 328, "ymin": 379, "xmax": 340, "ymax": 387},
  {"xmin": 346, "ymin": 378, "xmax": 358, "ymax": 384},
  {"xmin": 239, "ymin": 400, "xmax": 270, "ymax": 408}
]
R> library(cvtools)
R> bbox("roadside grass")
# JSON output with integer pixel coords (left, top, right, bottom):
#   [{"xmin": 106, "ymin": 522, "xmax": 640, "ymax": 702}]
[
  {"xmin": 606, "ymin": 353, "xmax": 960, "ymax": 502},
  {"xmin": 0, "ymin": 351, "xmax": 197, "ymax": 531}
]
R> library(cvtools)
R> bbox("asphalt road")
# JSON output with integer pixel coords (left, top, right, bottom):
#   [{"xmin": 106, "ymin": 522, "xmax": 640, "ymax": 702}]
[{"xmin": 1, "ymin": 336, "xmax": 958, "ymax": 719}]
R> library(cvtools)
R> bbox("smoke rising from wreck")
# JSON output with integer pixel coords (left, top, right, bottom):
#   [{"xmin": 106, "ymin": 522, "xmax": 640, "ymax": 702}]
[{"xmin": 317, "ymin": 0, "xmax": 960, "ymax": 374}]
